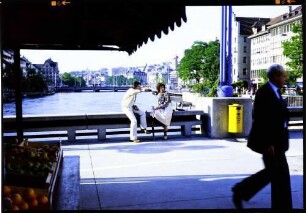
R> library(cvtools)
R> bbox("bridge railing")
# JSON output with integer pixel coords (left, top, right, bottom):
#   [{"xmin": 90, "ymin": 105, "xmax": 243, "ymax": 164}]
[{"xmin": 283, "ymin": 95, "xmax": 303, "ymax": 107}]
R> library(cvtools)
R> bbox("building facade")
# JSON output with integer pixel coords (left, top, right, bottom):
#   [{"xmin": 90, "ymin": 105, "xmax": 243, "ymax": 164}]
[
  {"xmin": 231, "ymin": 14, "xmax": 270, "ymax": 85},
  {"xmin": 34, "ymin": 58, "xmax": 60, "ymax": 87},
  {"xmin": 248, "ymin": 6, "xmax": 302, "ymax": 88}
]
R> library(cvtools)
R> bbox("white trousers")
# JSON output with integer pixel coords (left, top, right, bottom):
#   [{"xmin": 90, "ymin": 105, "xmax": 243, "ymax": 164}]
[{"xmin": 122, "ymin": 107, "xmax": 147, "ymax": 140}]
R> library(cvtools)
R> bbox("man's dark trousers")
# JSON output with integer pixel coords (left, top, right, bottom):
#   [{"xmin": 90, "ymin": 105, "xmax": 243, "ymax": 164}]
[{"xmin": 235, "ymin": 140, "xmax": 292, "ymax": 211}]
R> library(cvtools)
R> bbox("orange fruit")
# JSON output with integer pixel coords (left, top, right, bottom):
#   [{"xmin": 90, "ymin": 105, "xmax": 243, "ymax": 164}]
[
  {"xmin": 19, "ymin": 201, "xmax": 29, "ymax": 210},
  {"xmin": 11, "ymin": 193, "xmax": 23, "ymax": 205},
  {"xmin": 37, "ymin": 195, "xmax": 48, "ymax": 205},
  {"xmin": 24, "ymin": 188, "xmax": 36, "ymax": 200},
  {"xmin": 29, "ymin": 198, "xmax": 38, "ymax": 207},
  {"xmin": 4, "ymin": 186, "xmax": 12, "ymax": 197},
  {"xmin": 11, "ymin": 205, "xmax": 20, "ymax": 211}
]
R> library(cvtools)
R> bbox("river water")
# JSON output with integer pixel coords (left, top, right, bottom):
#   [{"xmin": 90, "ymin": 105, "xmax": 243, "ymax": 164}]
[{"xmin": 3, "ymin": 92, "xmax": 171, "ymax": 116}]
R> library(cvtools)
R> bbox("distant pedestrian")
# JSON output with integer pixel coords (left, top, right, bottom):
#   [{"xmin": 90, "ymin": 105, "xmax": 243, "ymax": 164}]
[
  {"xmin": 232, "ymin": 64, "xmax": 292, "ymax": 211},
  {"xmin": 151, "ymin": 83, "xmax": 173, "ymax": 140},
  {"xmin": 121, "ymin": 81, "xmax": 151, "ymax": 143}
]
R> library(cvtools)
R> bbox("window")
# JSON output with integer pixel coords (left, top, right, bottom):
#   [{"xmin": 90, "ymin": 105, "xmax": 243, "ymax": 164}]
[
  {"xmin": 243, "ymin": 68, "xmax": 247, "ymax": 75},
  {"xmin": 244, "ymin": 46, "xmax": 247, "ymax": 53},
  {"xmin": 243, "ymin": 57, "xmax": 247, "ymax": 63},
  {"xmin": 244, "ymin": 37, "xmax": 247, "ymax": 42}
]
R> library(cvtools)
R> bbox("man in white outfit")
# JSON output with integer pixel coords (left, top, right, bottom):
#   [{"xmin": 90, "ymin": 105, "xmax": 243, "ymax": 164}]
[{"xmin": 121, "ymin": 81, "xmax": 150, "ymax": 142}]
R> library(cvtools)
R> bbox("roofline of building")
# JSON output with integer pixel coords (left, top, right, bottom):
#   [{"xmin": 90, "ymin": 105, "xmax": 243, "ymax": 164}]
[
  {"xmin": 248, "ymin": 30, "xmax": 269, "ymax": 39},
  {"xmin": 267, "ymin": 14, "xmax": 302, "ymax": 29}
]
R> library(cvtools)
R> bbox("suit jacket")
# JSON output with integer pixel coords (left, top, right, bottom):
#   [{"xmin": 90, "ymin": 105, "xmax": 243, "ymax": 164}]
[{"xmin": 247, "ymin": 83, "xmax": 289, "ymax": 154}]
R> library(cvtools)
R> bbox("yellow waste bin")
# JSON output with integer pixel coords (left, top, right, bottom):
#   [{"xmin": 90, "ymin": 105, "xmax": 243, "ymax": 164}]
[{"xmin": 228, "ymin": 104, "xmax": 243, "ymax": 133}]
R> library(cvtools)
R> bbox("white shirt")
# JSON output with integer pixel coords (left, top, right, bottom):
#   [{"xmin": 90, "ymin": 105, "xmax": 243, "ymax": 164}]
[
  {"xmin": 268, "ymin": 81, "xmax": 281, "ymax": 99},
  {"xmin": 121, "ymin": 88, "xmax": 141, "ymax": 108}
]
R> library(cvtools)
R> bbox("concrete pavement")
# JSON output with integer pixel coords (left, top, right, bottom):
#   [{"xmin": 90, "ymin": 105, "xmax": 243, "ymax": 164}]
[{"xmin": 61, "ymin": 130, "xmax": 303, "ymax": 210}]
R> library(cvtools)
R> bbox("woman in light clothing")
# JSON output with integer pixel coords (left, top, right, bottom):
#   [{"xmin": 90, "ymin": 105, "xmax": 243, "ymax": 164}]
[
  {"xmin": 121, "ymin": 81, "xmax": 150, "ymax": 143},
  {"xmin": 151, "ymin": 83, "xmax": 173, "ymax": 140}
]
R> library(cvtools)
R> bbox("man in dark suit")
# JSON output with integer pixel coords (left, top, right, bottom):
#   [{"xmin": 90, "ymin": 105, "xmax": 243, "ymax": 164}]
[{"xmin": 232, "ymin": 64, "xmax": 292, "ymax": 211}]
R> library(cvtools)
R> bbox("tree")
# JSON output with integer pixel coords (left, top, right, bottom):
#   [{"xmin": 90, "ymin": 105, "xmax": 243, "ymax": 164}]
[
  {"xmin": 177, "ymin": 40, "xmax": 220, "ymax": 96},
  {"xmin": 282, "ymin": 23, "xmax": 303, "ymax": 86},
  {"xmin": 61, "ymin": 72, "xmax": 76, "ymax": 87},
  {"xmin": 23, "ymin": 68, "xmax": 47, "ymax": 92},
  {"xmin": 75, "ymin": 76, "xmax": 86, "ymax": 87},
  {"xmin": 199, "ymin": 40, "xmax": 220, "ymax": 87},
  {"xmin": 2, "ymin": 63, "xmax": 16, "ymax": 92},
  {"xmin": 178, "ymin": 41, "xmax": 207, "ymax": 84}
]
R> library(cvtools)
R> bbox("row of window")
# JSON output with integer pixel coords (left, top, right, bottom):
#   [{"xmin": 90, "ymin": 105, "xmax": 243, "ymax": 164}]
[
  {"xmin": 42, "ymin": 68, "xmax": 59, "ymax": 73},
  {"xmin": 251, "ymin": 55, "xmax": 287, "ymax": 66},
  {"xmin": 271, "ymin": 24, "xmax": 291, "ymax": 36},
  {"xmin": 251, "ymin": 20, "xmax": 301, "ymax": 45},
  {"xmin": 250, "ymin": 70, "xmax": 262, "ymax": 78},
  {"xmin": 234, "ymin": 36, "xmax": 248, "ymax": 43},
  {"xmin": 233, "ymin": 68, "xmax": 248, "ymax": 76},
  {"xmin": 234, "ymin": 57, "xmax": 247, "ymax": 63},
  {"xmin": 270, "ymin": 20, "xmax": 301, "ymax": 36},
  {"xmin": 252, "ymin": 34, "xmax": 269, "ymax": 45},
  {"xmin": 251, "ymin": 47, "xmax": 269, "ymax": 54},
  {"xmin": 233, "ymin": 46, "xmax": 247, "ymax": 53}
]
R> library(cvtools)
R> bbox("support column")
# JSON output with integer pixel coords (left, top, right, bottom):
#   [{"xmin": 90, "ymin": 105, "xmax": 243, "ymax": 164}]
[
  {"xmin": 13, "ymin": 47, "xmax": 23, "ymax": 143},
  {"xmin": 218, "ymin": 6, "xmax": 233, "ymax": 97},
  {"xmin": 227, "ymin": 6, "xmax": 233, "ymax": 85}
]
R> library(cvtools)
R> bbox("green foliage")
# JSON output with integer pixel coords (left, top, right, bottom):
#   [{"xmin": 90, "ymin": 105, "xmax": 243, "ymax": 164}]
[
  {"xmin": 61, "ymin": 72, "xmax": 86, "ymax": 87},
  {"xmin": 126, "ymin": 77, "xmax": 140, "ymax": 85},
  {"xmin": 207, "ymin": 77, "xmax": 220, "ymax": 97},
  {"xmin": 75, "ymin": 76, "xmax": 86, "ymax": 87},
  {"xmin": 105, "ymin": 75, "xmax": 139, "ymax": 86},
  {"xmin": 177, "ymin": 40, "xmax": 220, "ymax": 96},
  {"xmin": 2, "ymin": 63, "xmax": 16, "ymax": 91},
  {"xmin": 232, "ymin": 80, "xmax": 248, "ymax": 89},
  {"xmin": 282, "ymin": 23, "xmax": 303, "ymax": 85},
  {"xmin": 61, "ymin": 72, "xmax": 76, "ymax": 87},
  {"xmin": 157, "ymin": 77, "xmax": 165, "ymax": 84},
  {"xmin": 190, "ymin": 83, "xmax": 207, "ymax": 94},
  {"xmin": 23, "ymin": 68, "xmax": 47, "ymax": 92},
  {"xmin": 259, "ymin": 69, "xmax": 268, "ymax": 85},
  {"xmin": 178, "ymin": 41, "xmax": 207, "ymax": 83},
  {"xmin": 2, "ymin": 66, "xmax": 47, "ymax": 93}
]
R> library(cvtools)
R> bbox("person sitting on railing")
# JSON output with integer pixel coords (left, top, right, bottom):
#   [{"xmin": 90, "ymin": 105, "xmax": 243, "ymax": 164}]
[{"xmin": 150, "ymin": 83, "xmax": 173, "ymax": 140}]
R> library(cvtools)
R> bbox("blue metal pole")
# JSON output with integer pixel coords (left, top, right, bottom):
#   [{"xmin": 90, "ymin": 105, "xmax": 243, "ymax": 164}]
[
  {"xmin": 220, "ymin": 6, "xmax": 224, "ymax": 86},
  {"xmin": 227, "ymin": 6, "xmax": 232, "ymax": 85},
  {"xmin": 223, "ymin": 6, "xmax": 227, "ymax": 85}
]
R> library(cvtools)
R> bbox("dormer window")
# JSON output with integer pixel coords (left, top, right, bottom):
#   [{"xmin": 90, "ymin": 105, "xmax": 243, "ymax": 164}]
[
  {"xmin": 282, "ymin": 15, "xmax": 287, "ymax": 20},
  {"xmin": 295, "ymin": 10, "xmax": 299, "ymax": 15}
]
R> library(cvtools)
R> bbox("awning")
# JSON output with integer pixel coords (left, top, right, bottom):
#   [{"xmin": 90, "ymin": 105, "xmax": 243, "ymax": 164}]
[{"xmin": 1, "ymin": 0, "xmax": 187, "ymax": 55}]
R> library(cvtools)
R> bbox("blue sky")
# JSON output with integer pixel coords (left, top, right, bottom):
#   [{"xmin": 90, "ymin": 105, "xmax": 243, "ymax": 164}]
[{"xmin": 20, "ymin": 5, "xmax": 300, "ymax": 73}]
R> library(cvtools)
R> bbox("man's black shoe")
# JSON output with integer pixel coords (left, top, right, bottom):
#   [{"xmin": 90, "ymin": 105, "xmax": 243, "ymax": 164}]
[{"xmin": 232, "ymin": 187, "xmax": 243, "ymax": 209}]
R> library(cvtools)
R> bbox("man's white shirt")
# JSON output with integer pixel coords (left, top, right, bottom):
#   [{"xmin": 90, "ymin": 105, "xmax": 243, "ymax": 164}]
[{"xmin": 121, "ymin": 88, "xmax": 141, "ymax": 108}]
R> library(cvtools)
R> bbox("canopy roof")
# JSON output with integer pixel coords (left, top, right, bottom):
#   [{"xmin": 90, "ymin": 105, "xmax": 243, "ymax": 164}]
[{"xmin": 1, "ymin": 0, "xmax": 187, "ymax": 55}]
